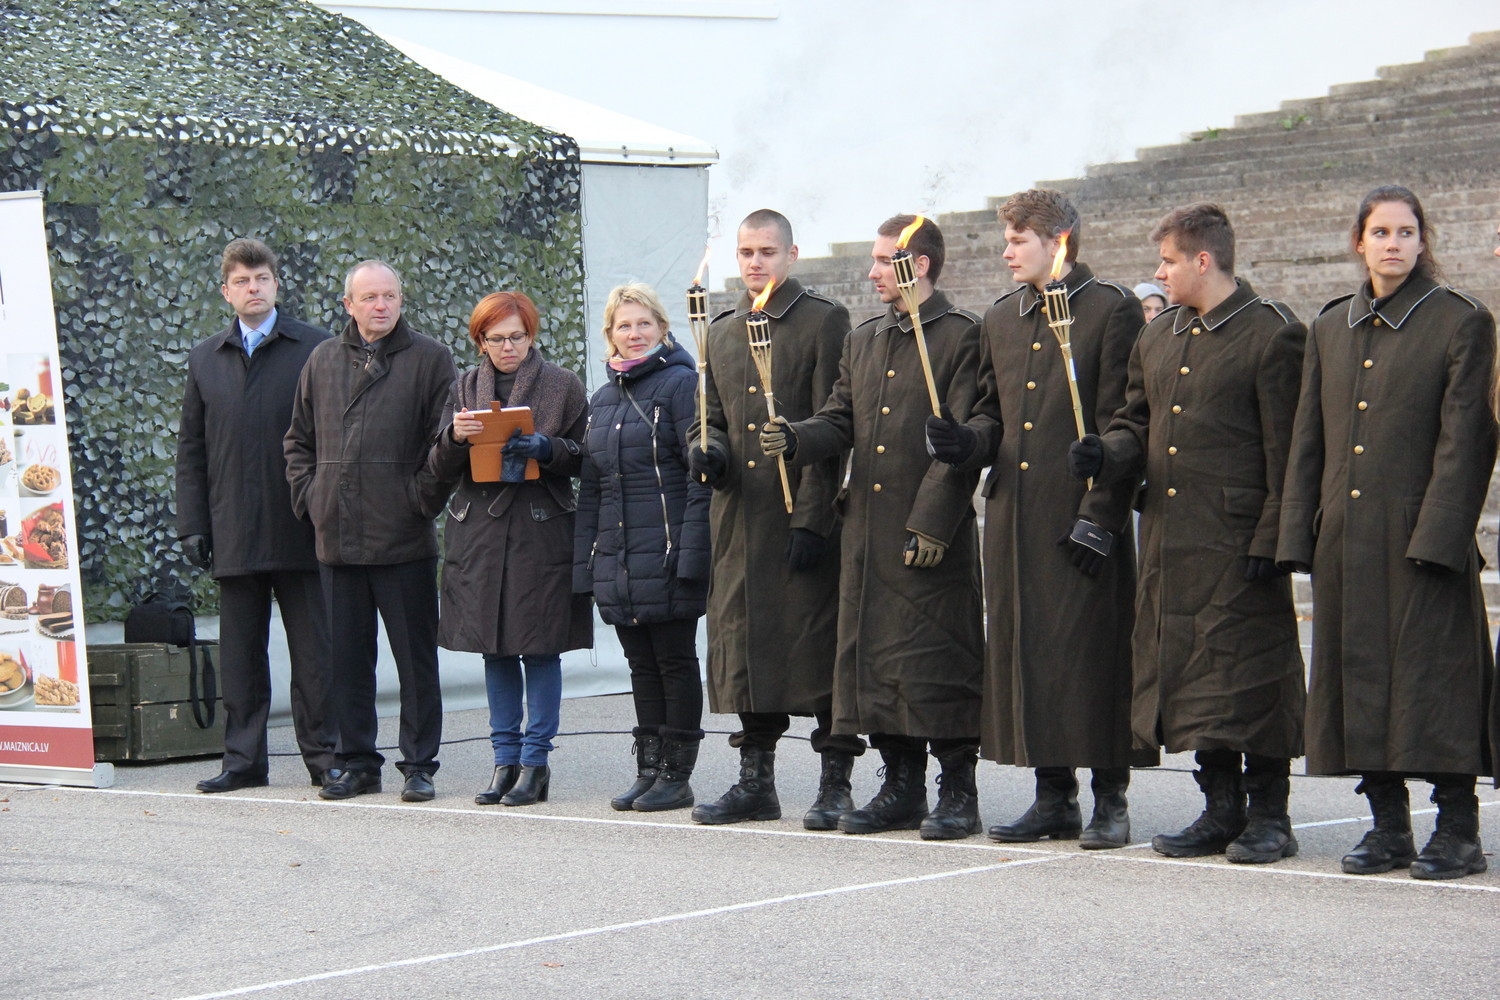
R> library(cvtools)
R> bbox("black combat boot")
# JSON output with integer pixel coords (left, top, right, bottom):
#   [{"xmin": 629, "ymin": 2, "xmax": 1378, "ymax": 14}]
[
  {"xmin": 1226, "ymin": 764, "xmax": 1298, "ymax": 863},
  {"xmin": 632, "ymin": 728, "xmax": 701, "ymax": 813},
  {"xmin": 839, "ymin": 746, "xmax": 928, "ymax": 834},
  {"xmin": 920, "ymin": 747, "xmax": 982, "ymax": 841},
  {"xmin": 1151, "ymin": 760, "xmax": 1246, "ymax": 858},
  {"xmin": 804, "ymin": 750, "xmax": 856, "ymax": 831},
  {"xmin": 610, "ymin": 727, "xmax": 662, "ymax": 812},
  {"xmin": 988, "ymin": 767, "xmax": 1082, "ymax": 842},
  {"xmin": 691, "ymin": 746, "xmax": 781, "ymax": 824},
  {"xmin": 1079, "ymin": 767, "xmax": 1131, "ymax": 850},
  {"xmin": 1410, "ymin": 781, "xmax": 1488, "ymax": 880},
  {"xmin": 1342, "ymin": 776, "xmax": 1415, "ymax": 874}
]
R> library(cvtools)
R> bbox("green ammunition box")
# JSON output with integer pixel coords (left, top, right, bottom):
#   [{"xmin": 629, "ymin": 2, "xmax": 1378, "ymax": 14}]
[{"xmin": 88, "ymin": 643, "xmax": 223, "ymax": 762}]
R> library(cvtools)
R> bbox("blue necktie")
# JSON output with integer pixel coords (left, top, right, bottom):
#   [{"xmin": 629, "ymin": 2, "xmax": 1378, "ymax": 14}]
[{"xmin": 244, "ymin": 327, "xmax": 265, "ymax": 355}]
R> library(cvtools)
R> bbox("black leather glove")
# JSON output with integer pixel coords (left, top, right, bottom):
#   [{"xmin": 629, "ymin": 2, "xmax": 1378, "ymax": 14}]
[
  {"xmin": 786, "ymin": 528, "xmax": 829, "ymax": 572},
  {"xmin": 1068, "ymin": 434, "xmax": 1103, "ymax": 481},
  {"xmin": 1242, "ymin": 555, "xmax": 1288, "ymax": 582},
  {"xmin": 505, "ymin": 428, "xmax": 553, "ymax": 462},
  {"xmin": 759, "ymin": 417, "xmax": 797, "ymax": 460},
  {"xmin": 182, "ymin": 534, "xmax": 212, "ymax": 569},
  {"xmin": 1056, "ymin": 524, "xmax": 1111, "ymax": 577},
  {"xmin": 688, "ymin": 444, "xmax": 729, "ymax": 486},
  {"xmin": 924, "ymin": 411, "xmax": 978, "ymax": 465}
]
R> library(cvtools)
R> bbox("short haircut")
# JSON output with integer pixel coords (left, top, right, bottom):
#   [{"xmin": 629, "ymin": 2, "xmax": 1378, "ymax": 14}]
[
  {"xmin": 879, "ymin": 214, "xmax": 946, "ymax": 284},
  {"xmin": 1350, "ymin": 184, "xmax": 1440, "ymax": 282},
  {"xmin": 468, "ymin": 291, "xmax": 540, "ymax": 352},
  {"xmin": 740, "ymin": 208, "xmax": 794, "ymax": 248},
  {"xmin": 221, "ymin": 237, "xmax": 277, "ymax": 284},
  {"xmin": 1150, "ymin": 203, "xmax": 1235, "ymax": 274},
  {"xmin": 344, "ymin": 259, "xmax": 402, "ymax": 299},
  {"xmin": 602, "ymin": 282, "xmax": 672, "ymax": 356},
  {"xmin": 998, "ymin": 189, "xmax": 1081, "ymax": 263}
]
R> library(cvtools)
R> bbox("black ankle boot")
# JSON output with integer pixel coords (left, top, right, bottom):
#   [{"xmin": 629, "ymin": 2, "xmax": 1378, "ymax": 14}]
[
  {"xmin": 1151, "ymin": 763, "xmax": 1246, "ymax": 858},
  {"xmin": 1411, "ymin": 782, "xmax": 1487, "ymax": 880},
  {"xmin": 633, "ymin": 730, "xmax": 701, "ymax": 813},
  {"xmin": 988, "ymin": 767, "xmax": 1081, "ymax": 843},
  {"xmin": 1227, "ymin": 766, "xmax": 1297, "ymax": 864},
  {"xmin": 920, "ymin": 748, "xmax": 981, "ymax": 841},
  {"xmin": 839, "ymin": 747, "xmax": 928, "ymax": 834},
  {"xmin": 501, "ymin": 764, "xmax": 550, "ymax": 806},
  {"xmin": 692, "ymin": 746, "xmax": 781, "ymax": 824},
  {"xmin": 611, "ymin": 727, "xmax": 662, "ymax": 812},
  {"xmin": 1080, "ymin": 767, "xmax": 1130, "ymax": 850},
  {"xmin": 804, "ymin": 750, "xmax": 856, "ymax": 831},
  {"xmin": 474, "ymin": 764, "xmax": 519, "ymax": 806},
  {"xmin": 1342, "ymin": 776, "xmax": 1415, "ymax": 874}
]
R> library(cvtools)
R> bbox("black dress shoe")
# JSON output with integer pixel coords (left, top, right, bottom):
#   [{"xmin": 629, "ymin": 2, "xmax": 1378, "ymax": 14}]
[
  {"xmin": 401, "ymin": 770, "xmax": 436, "ymax": 802},
  {"xmin": 310, "ymin": 768, "xmax": 346, "ymax": 789},
  {"xmin": 196, "ymin": 771, "xmax": 269, "ymax": 794},
  {"xmin": 318, "ymin": 769, "xmax": 382, "ymax": 800}
]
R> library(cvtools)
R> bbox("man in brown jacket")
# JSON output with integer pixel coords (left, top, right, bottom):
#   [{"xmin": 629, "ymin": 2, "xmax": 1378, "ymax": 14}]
[
  {"xmin": 1069, "ymin": 204, "xmax": 1306, "ymax": 864},
  {"xmin": 689, "ymin": 210, "xmax": 865, "ymax": 829},
  {"xmin": 925, "ymin": 190, "xmax": 1150, "ymax": 849},
  {"xmin": 284, "ymin": 260, "xmax": 457, "ymax": 803},
  {"xmin": 761, "ymin": 215, "xmax": 985, "ymax": 840}
]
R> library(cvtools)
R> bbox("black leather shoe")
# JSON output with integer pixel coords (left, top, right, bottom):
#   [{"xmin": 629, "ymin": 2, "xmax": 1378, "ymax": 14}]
[
  {"xmin": 196, "ymin": 770, "xmax": 268, "ymax": 794},
  {"xmin": 318, "ymin": 769, "xmax": 382, "ymax": 800},
  {"xmin": 310, "ymin": 768, "xmax": 346, "ymax": 789},
  {"xmin": 401, "ymin": 770, "xmax": 436, "ymax": 802}
]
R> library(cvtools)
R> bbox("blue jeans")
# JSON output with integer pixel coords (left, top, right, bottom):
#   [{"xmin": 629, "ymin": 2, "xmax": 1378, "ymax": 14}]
[{"xmin": 484, "ymin": 654, "xmax": 563, "ymax": 767}]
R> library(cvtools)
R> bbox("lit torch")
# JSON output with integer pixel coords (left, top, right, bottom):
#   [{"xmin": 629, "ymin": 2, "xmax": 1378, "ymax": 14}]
[
  {"xmin": 1041, "ymin": 230, "xmax": 1092, "ymax": 489},
  {"xmin": 889, "ymin": 216, "xmax": 942, "ymax": 416},
  {"xmin": 746, "ymin": 278, "xmax": 794, "ymax": 514},
  {"xmin": 686, "ymin": 244, "xmax": 712, "ymax": 452}
]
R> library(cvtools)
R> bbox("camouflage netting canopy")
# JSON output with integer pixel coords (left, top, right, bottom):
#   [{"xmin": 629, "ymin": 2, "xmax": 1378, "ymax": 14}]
[{"xmin": 0, "ymin": 0, "xmax": 586, "ymax": 619}]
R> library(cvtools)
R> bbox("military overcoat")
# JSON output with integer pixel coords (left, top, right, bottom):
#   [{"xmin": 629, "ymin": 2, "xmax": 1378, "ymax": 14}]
[
  {"xmin": 1096, "ymin": 280, "xmax": 1306, "ymax": 757},
  {"xmin": 789, "ymin": 291, "xmax": 985, "ymax": 739},
  {"xmin": 965, "ymin": 264, "xmax": 1150, "ymax": 767},
  {"xmin": 1278, "ymin": 275, "xmax": 1498, "ymax": 777},
  {"xmin": 701, "ymin": 278, "xmax": 850, "ymax": 715}
]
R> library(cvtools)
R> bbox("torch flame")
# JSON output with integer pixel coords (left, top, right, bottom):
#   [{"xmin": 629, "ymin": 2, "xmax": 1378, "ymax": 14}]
[
  {"xmin": 691, "ymin": 243, "xmax": 712, "ymax": 286},
  {"xmin": 751, "ymin": 277, "xmax": 777, "ymax": 312},
  {"xmin": 895, "ymin": 215, "xmax": 927, "ymax": 250},
  {"xmin": 1049, "ymin": 229, "xmax": 1072, "ymax": 281}
]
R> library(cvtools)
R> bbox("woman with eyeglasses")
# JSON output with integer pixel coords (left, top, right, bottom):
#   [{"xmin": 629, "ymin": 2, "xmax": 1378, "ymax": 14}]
[{"xmin": 427, "ymin": 291, "xmax": 592, "ymax": 806}]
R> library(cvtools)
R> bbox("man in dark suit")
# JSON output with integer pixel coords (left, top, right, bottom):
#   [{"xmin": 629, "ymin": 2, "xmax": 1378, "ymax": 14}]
[{"xmin": 176, "ymin": 237, "xmax": 339, "ymax": 793}]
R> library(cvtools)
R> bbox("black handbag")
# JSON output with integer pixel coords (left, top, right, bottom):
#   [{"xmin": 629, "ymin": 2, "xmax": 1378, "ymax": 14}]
[{"xmin": 124, "ymin": 592, "xmax": 216, "ymax": 729}]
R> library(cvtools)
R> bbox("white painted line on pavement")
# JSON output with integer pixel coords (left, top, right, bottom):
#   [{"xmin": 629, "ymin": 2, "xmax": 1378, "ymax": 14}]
[
  {"xmin": 1110, "ymin": 798, "xmax": 1500, "ymax": 849},
  {"xmin": 167, "ymin": 854, "xmax": 1070, "ymax": 1000},
  {"xmin": 1096, "ymin": 852, "xmax": 1500, "ymax": 893},
  {"xmin": 63, "ymin": 784, "xmax": 1059, "ymax": 855}
]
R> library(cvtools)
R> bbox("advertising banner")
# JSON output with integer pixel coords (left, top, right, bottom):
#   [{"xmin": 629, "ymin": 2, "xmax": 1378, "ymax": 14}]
[{"xmin": 0, "ymin": 191, "xmax": 112, "ymax": 788}]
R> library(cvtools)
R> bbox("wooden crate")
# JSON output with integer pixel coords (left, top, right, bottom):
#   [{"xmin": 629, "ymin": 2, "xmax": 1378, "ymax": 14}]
[{"xmin": 88, "ymin": 643, "xmax": 223, "ymax": 762}]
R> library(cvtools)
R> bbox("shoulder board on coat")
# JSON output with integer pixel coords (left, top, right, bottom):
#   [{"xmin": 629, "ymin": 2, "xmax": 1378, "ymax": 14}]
[
  {"xmin": 711, "ymin": 306, "xmax": 736, "ymax": 323},
  {"xmin": 1259, "ymin": 298, "xmax": 1298, "ymax": 324},
  {"xmin": 1442, "ymin": 286, "xmax": 1488, "ymax": 311},
  {"xmin": 1318, "ymin": 292, "xmax": 1356, "ymax": 317},
  {"xmin": 948, "ymin": 306, "xmax": 982, "ymax": 324},
  {"xmin": 991, "ymin": 286, "xmax": 1025, "ymax": 308},
  {"xmin": 1093, "ymin": 279, "xmax": 1132, "ymax": 299},
  {"xmin": 852, "ymin": 314, "xmax": 882, "ymax": 335},
  {"xmin": 801, "ymin": 286, "xmax": 843, "ymax": 307}
]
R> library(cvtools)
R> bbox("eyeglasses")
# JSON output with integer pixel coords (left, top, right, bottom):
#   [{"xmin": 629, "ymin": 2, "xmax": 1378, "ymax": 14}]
[{"xmin": 484, "ymin": 333, "xmax": 529, "ymax": 347}]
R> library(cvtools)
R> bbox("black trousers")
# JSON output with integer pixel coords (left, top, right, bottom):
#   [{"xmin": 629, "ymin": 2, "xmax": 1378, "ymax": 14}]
[
  {"xmin": 869, "ymin": 733, "xmax": 978, "ymax": 757},
  {"xmin": 614, "ymin": 617, "xmax": 703, "ymax": 736},
  {"xmin": 321, "ymin": 558, "xmax": 442, "ymax": 776},
  {"xmin": 732, "ymin": 711, "xmax": 866, "ymax": 755},
  {"xmin": 217, "ymin": 571, "xmax": 337, "ymax": 778}
]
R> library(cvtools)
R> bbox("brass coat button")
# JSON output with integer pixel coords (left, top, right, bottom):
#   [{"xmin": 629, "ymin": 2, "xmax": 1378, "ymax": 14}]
[
  {"xmin": 1358, "ymin": 401, "xmax": 1368, "ymax": 410},
  {"xmin": 1032, "ymin": 342, "xmax": 1041, "ymax": 351},
  {"xmin": 1167, "ymin": 488, "xmax": 1177, "ymax": 497},
  {"xmin": 1026, "ymin": 381, "xmax": 1037, "ymax": 390},
  {"xmin": 1168, "ymin": 446, "xmax": 1178, "ymax": 455},
  {"xmin": 747, "ymin": 423, "xmax": 757, "ymax": 431},
  {"xmin": 1373, "ymin": 318, "xmax": 1383, "ymax": 327},
  {"xmin": 1019, "ymin": 461, "xmax": 1029, "ymax": 471},
  {"xmin": 1363, "ymin": 359, "xmax": 1374, "ymax": 368},
  {"xmin": 1353, "ymin": 445, "xmax": 1365, "ymax": 455},
  {"xmin": 873, "ymin": 484, "xmax": 882, "ymax": 492},
  {"xmin": 1171, "ymin": 404, "xmax": 1183, "ymax": 414},
  {"xmin": 1023, "ymin": 421, "xmax": 1033, "ymax": 431},
  {"xmin": 881, "ymin": 406, "xmax": 890, "ymax": 415},
  {"xmin": 748, "ymin": 386, "xmax": 758, "ymax": 394},
  {"xmin": 876, "ymin": 445, "xmax": 885, "ymax": 454},
  {"xmin": 1350, "ymin": 489, "xmax": 1361, "ymax": 499},
  {"xmin": 1179, "ymin": 366, "xmax": 1190, "ymax": 375},
  {"xmin": 1191, "ymin": 327, "xmax": 1201, "ymax": 335},
  {"xmin": 747, "ymin": 460, "xmax": 756, "ymax": 469},
  {"xmin": 886, "ymin": 369, "xmax": 896, "ymax": 378}
]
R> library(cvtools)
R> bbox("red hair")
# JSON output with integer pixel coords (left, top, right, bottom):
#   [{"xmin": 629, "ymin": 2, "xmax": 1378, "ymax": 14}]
[{"xmin": 468, "ymin": 291, "xmax": 540, "ymax": 351}]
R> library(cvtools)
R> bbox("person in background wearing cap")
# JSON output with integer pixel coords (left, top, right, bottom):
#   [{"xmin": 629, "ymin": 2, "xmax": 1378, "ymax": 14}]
[{"xmin": 1135, "ymin": 282, "xmax": 1168, "ymax": 323}]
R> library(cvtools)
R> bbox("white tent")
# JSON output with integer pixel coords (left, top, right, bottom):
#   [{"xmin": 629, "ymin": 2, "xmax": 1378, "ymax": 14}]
[{"xmin": 378, "ymin": 35, "xmax": 718, "ymax": 390}]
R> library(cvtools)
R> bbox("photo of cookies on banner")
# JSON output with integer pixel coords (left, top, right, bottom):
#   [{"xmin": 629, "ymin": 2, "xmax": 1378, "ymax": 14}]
[
  {"xmin": 2, "ymin": 355, "xmax": 58, "ymax": 425},
  {"xmin": 15, "ymin": 429, "xmax": 64, "ymax": 498},
  {"xmin": 4, "ymin": 501, "xmax": 67, "ymax": 569},
  {"xmin": 0, "ymin": 646, "xmax": 33, "ymax": 710}
]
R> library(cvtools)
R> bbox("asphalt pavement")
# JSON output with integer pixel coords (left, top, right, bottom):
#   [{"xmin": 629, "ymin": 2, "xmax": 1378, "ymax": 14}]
[{"xmin": 5, "ymin": 682, "xmax": 1499, "ymax": 999}]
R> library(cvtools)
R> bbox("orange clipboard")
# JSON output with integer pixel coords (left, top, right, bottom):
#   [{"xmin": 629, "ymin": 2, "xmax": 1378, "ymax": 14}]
[{"xmin": 466, "ymin": 403, "xmax": 539, "ymax": 482}]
